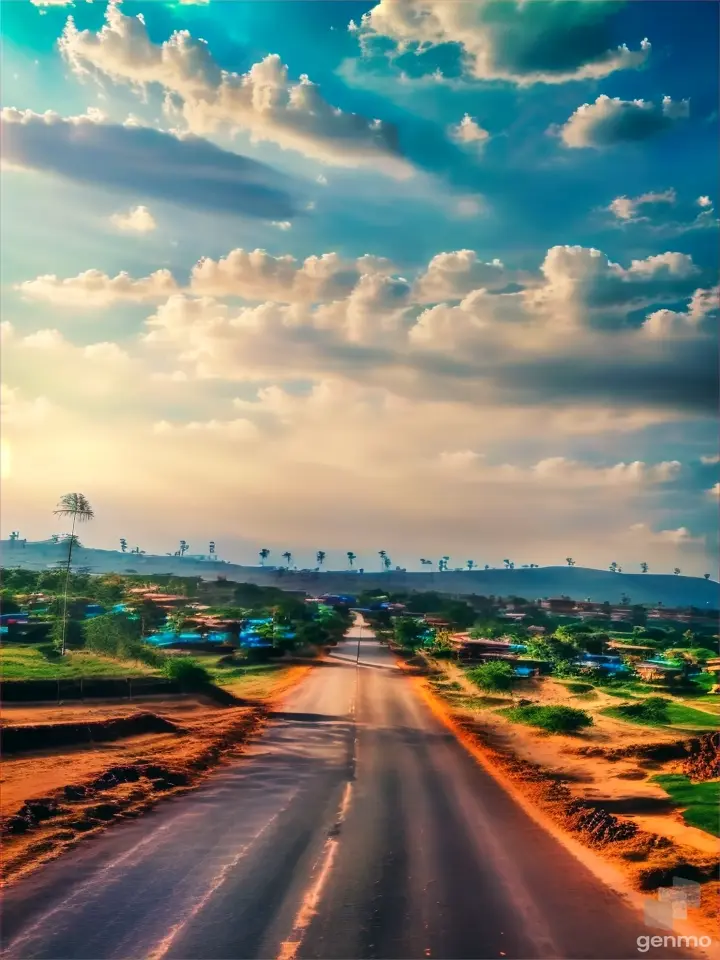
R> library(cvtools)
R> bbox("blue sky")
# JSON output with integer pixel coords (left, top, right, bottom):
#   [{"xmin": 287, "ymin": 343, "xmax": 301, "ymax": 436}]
[{"xmin": 1, "ymin": 0, "xmax": 718, "ymax": 574}]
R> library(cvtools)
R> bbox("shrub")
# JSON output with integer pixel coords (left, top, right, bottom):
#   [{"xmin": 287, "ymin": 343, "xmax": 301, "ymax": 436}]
[
  {"xmin": 163, "ymin": 657, "xmax": 211, "ymax": 690},
  {"xmin": 565, "ymin": 681, "xmax": 593, "ymax": 694},
  {"xmin": 617, "ymin": 696, "xmax": 671, "ymax": 723},
  {"xmin": 506, "ymin": 704, "xmax": 594, "ymax": 734},
  {"xmin": 467, "ymin": 660, "xmax": 515, "ymax": 693}
]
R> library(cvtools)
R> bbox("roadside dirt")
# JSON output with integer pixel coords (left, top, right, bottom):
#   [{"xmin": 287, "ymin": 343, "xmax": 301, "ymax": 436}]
[
  {"xmin": 0, "ymin": 667, "xmax": 312, "ymax": 886},
  {"xmin": 420, "ymin": 666, "xmax": 719, "ymax": 939}
]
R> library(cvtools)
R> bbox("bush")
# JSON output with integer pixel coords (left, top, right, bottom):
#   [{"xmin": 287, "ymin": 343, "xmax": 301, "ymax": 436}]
[
  {"xmin": 164, "ymin": 657, "xmax": 211, "ymax": 690},
  {"xmin": 506, "ymin": 704, "xmax": 594, "ymax": 734},
  {"xmin": 617, "ymin": 696, "xmax": 671, "ymax": 723},
  {"xmin": 565, "ymin": 681, "xmax": 593, "ymax": 694},
  {"xmin": 467, "ymin": 660, "xmax": 515, "ymax": 693}
]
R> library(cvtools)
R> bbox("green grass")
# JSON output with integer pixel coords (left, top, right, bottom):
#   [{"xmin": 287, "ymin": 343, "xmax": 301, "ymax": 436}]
[
  {"xmin": 602, "ymin": 701, "xmax": 719, "ymax": 730},
  {"xmin": 651, "ymin": 774, "xmax": 720, "ymax": 836},
  {"xmin": 0, "ymin": 644, "xmax": 157, "ymax": 680},
  {"xmin": 501, "ymin": 704, "xmax": 594, "ymax": 734}
]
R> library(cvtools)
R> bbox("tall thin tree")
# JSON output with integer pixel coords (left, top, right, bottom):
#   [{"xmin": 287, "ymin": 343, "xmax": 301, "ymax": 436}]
[
  {"xmin": 347, "ymin": 551, "xmax": 356, "ymax": 569},
  {"xmin": 53, "ymin": 493, "xmax": 94, "ymax": 655},
  {"xmin": 259, "ymin": 548, "xmax": 270, "ymax": 566}
]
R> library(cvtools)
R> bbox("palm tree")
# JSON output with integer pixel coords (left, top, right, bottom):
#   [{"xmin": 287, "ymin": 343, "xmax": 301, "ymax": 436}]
[
  {"xmin": 119, "ymin": 538, "xmax": 127, "ymax": 553},
  {"xmin": 466, "ymin": 560, "xmax": 475, "ymax": 571},
  {"xmin": 640, "ymin": 562, "xmax": 648, "ymax": 573},
  {"xmin": 704, "ymin": 573, "xmax": 711, "ymax": 580},
  {"xmin": 259, "ymin": 548, "xmax": 270, "ymax": 566},
  {"xmin": 383, "ymin": 555, "xmax": 392, "ymax": 571},
  {"xmin": 50, "ymin": 534, "xmax": 60, "ymax": 543},
  {"xmin": 503, "ymin": 559, "xmax": 512, "ymax": 569},
  {"xmin": 379, "ymin": 549, "xmax": 387, "ymax": 570},
  {"xmin": 209, "ymin": 541, "xmax": 216, "ymax": 556},
  {"xmin": 566, "ymin": 557, "xmax": 575, "ymax": 567},
  {"xmin": 53, "ymin": 493, "xmax": 94, "ymax": 655},
  {"xmin": 347, "ymin": 551, "xmax": 356, "ymax": 569},
  {"xmin": 673, "ymin": 567, "xmax": 681, "ymax": 576},
  {"xmin": 179, "ymin": 540, "xmax": 188, "ymax": 557},
  {"xmin": 316, "ymin": 550, "xmax": 326, "ymax": 568},
  {"xmin": 9, "ymin": 531, "xmax": 19, "ymax": 543},
  {"xmin": 442, "ymin": 555, "xmax": 450, "ymax": 571},
  {"xmin": 484, "ymin": 564, "xmax": 490, "ymax": 570},
  {"xmin": 282, "ymin": 551, "xmax": 293, "ymax": 568},
  {"xmin": 609, "ymin": 561, "xmax": 618, "ymax": 573}
]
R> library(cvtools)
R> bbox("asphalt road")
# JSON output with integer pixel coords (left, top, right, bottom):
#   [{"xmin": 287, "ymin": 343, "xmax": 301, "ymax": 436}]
[{"xmin": 1, "ymin": 621, "xmax": 692, "ymax": 960}]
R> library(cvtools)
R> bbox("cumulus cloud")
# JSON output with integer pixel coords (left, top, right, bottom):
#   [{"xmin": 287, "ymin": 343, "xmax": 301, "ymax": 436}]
[
  {"xmin": 560, "ymin": 95, "xmax": 689, "ymax": 148},
  {"xmin": 700, "ymin": 453, "xmax": 720, "ymax": 465},
  {"xmin": 642, "ymin": 284, "xmax": 719, "ymax": 338},
  {"xmin": 608, "ymin": 189, "xmax": 676, "ymax": 222},
  {"xmin": 437, "ymin": 452, "xmax": 680, "ymax": 486},
  {"xmin": 708, "ymin": 483, "xmax": 720, "ymax": 499},
  {"xmin": 153, "ymin": 418, "xmax": 259, "ymax": 440},
  {"xmin": 448, "ymin": 114, "xmax": 490, "ymax": 151},
  {"xmin": 15, "ymin": 269, "xmax": 178, "ymax": 308},
  {"xmin": 1, "ymin": 108, "xmax": 297, "ymax": 219},
  {"xmin": 110, "ymin": 204, "xmax": 157, "ymax": 233},
  {"xmin": 189, "ymin": 249, "xmax": 392, "ymax": 303},
  {"xmin": 697, "ymin": 195, "xmax": 712, "ymax": 208},
  {"xmin": 629, "ymin": 523, "xmax": 705, "ymax": 547},
  {"xmin": 59, "ymin": 5, "xmax": 407, "ymax": 173},
  {"xmin": 414, "ymin": 250, "xmax": 507, "ymax": 302},
  {"xmin": 0, "ymin": 384, "xmax": 55, "ymax": 426},
  {"xmin": 355, "ymin": 0, "xmax": 651, "ymax": 85}
]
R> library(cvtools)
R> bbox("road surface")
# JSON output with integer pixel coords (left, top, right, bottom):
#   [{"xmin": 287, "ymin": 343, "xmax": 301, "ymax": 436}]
[{"xmin": 2, "ymin": 621, "xmax": 690, "ymax": 959}]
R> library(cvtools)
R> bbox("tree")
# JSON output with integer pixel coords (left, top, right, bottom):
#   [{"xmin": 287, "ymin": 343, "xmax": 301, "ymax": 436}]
[
  {"xmin": 50, "ymin": 534, "xmax": 60, "ymax": 543},
  {"xmin": 259, "ymin": 548, "xmax": 270, "ymax": 566},
  {"xmin": 209, "ymin": 541, "xmax": 216, "ymax": 556},
  {"xmin": 383, "ymin": 555, "xmax": 392, "ymax": 571},
  {"xmin": 609, "ymin": 561, "xmax": 618, "ymax": 573},
  {"xmin": 640, "ymin": 562, "xmax": 648, "ymax": 573},
  {"xmin": 316, "ymin": 550, "xmax": 326, "ymax": 568},
  {"xmin": 378, "ymin": 549, "xmax": 387, "ymax": 570},
  {"xmin": 9, "ymin": 531, "xmax": 19, "ymax": 543},
  {"xmin": 282, "ymin": 551, "xmax": 293, "ymax": 568},
  {"xmin": 566, "ymin": 557, "xmax": 575, "ymax": 567},
  {"xmin": 442, "ymin": 555, "xmax": 450, "ymax": 571},
  {"xmin": 704, "ymin": 573, "xmax": 711, "ymax": 580},
  {"xmin": 673, "ymin": 567, "xmax": 681, "ymax": 576},
  {"xmin": 347, "ymin": 551, "xmax": 356, "ymax": 569},
  {"xmin": 393, "ymin": 616, "xmax": 425, "ymax": 649},
  {"xmin": 120, "ymin": 539, "xmax": 128, "ymax": 553},
  {"xmin": 466, "ymin": 560, "xmax": 475, "ymax": 571},
  {"xmin": 420, "ymin": 558, "xmax": 432, "ymax": 568},
  {"xmin": 179, "ymin": 540, "xmax": 188, "ymax": 557},
  {"xmin": 53, "ymin": 493, "xmax": 94, "ymax": 655},
  {"xmin": 503, "ymin": 559, "xmax": 512, "ymax": 569}
]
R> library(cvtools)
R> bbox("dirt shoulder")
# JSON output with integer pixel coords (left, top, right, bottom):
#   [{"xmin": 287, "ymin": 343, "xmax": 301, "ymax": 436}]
[
  {"xmin": 415, "ymin": 657, "xmax": 719, "ymax": 939},
  {"xmin": 0, "ymin": 665, "xmax": 311, "ymax": 886}
]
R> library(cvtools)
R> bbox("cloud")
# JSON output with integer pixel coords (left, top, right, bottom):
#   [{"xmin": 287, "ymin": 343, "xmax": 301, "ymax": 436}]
[
  {"xmin": 15, "ymin": 268, "xmax": 178, "ymax": 307},
  {"xmin": 59, "ymin": 5, "xmax": 408, "ymax": 173},
  {"xmin": 629, "ymin": 523, "xmax": 705, "ymax": 547},
  {"xmin": 608, "ymin": 189, "xmax": 676, "ymax": 222},
  {"xmin": 697, "ymin": 196, "xmax": 712, "ymax": 208},
  {"xmin": 642, "ymin": 284, "xmax": 718, "ymax": 338},
  {"xmin": 414, "ymin": 250, "xmax": 508, "ymax": 301},
  {"xmin": 355, "ymin": 0, "xmax": 651, "ymax": 85},
  {"xmin": 1, "ymin": 108, "xmax": 297, "ymax": 219},
  {"xmin": 110, "ymin": 204, "xmax": 157, "ymax": 233},
  {"xmin": 448, "ymin": 114, "xmax": 490, "ymax": 151},
  {"xmin": 0, "ymin": 384, "xmax": 56, "ymax": 426},
  {"xmin": 700, "ymin": 453, "xmax": 720, "ymax": 465},
  {"xmin": 560, "ymin": 95, "xmax": 689, "ymax": 148},
  {"xmin": 708, "ymin": 483, "xmax": 720, "ymax": 499},
  {"xmin": 153, "ymin": 418, "xmax": 259, "ymax": 440},
  {"xmin": 189, "ymin": 249, "xmax": 393, "ymax": 302}
]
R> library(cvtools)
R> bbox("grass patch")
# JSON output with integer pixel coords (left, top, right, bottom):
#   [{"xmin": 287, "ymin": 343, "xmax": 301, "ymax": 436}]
[
  {"xmin": 603, "ymin": 698, "xmax": 719, "ymax": 730},
  {"xmin": 0, "ymin": 644, "xmax": 157, "ymax": 680},
  {"xmin": 562, "ymin": 681, "xmax": 594, "ymax": 694},
  {"xmin": 601, "ymin": 688, "xmax": 639, "ymax": 699},
  {"xmin": 651, "ymin": 774, "xmax": 720, "ymax": 836},
  {"xmin": 502, "ymin": 704, "xmax": 593, "ymax": 734}
]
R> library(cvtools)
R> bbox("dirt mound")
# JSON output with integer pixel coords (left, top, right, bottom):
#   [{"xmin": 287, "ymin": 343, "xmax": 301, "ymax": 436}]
[
  {"xmin": 682, "ymin": 732, "xmax": 719, "ymax": 782},
  {"xmin": 0, "ymin": 713, "xmax": 181, "ymax": 755}
]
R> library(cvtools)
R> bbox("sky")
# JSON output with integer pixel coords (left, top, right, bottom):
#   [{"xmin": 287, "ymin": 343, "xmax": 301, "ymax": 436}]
[{"xmin": 1, "ymin": 0, "xmax": 718, "ymax": 575}]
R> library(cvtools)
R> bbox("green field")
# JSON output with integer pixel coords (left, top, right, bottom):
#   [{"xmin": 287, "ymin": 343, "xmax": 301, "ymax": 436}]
[
  {"xmin": 0, "ymin": 644, "xmax": 157, "ymax": 680},
  {"xmin": 652, "ymin": 774, "xmax": 720, "ymax": 836},
  {"xmin": 602, "ymin": 702, "xmax": 719, "ymax": 731}
]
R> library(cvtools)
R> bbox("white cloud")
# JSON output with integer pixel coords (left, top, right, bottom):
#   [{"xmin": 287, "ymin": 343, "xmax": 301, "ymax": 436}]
[
  {"xmin": 708, "ymin": 483, "xmax": 720, "ymax": 499},
  {"xmin": 355, "ymin": 0, "xmax": 651, "ymax": 85},
  {"xmin": 59, "ymin": 5, "xmax": 409, "ymax": 173},
  {"xmin": 0, "ymin": 384, "xmax": 55, "ymax": 425},
  {"xmin": 189, "ymin": 248, "xmax": 394, "ymax": 303},
  {"xmin": 271, "ymin": 221, "xmax": 292, "ymax": 231},
  {"xmin": 629, "ymin": 523, "xmax": 705, "ymax": 547},
  {"xmin": 608, "ymin": 189, "xmax": 676, "ymax": 222},
  {"xmin": 448, "ymin": 114, "xmax": 490, "ymax": 151},
  {"xmin": 642, "ymin": 284, "xmax": 718, "ymax": 338},
  {"xmin": 414, "ymin": 250, "xmax": 507, "ymax": 301},
  {"xmin": 15, "ymin": 269, "xmax": 178, "ymax": 307},
  {"xmin": 110, "ymin": 204, "xmax": 156, "ymax": 233},
  {"xmin": 560, "ymin": 95, "xmax": 689, "ymax": 148},
  {"xmin": 153, "ymin": 418, "xmax": 259, "ymax": 440},
  {"xmin": 697, "ymin": 196, "xmax": 712, "ymax": 208},
  {"xmin": 438, "ymin": 450, "xmax": 485, "ymax": 470},
  {"xmin": 700, "ymin": 453, "xmax": 720, "ymax": 465}
]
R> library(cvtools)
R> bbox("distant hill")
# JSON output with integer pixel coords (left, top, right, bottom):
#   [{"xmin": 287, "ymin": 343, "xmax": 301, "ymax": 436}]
[{"xmin": 2, "ymin": 541, "xmax": 717, "ymax": 608}]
